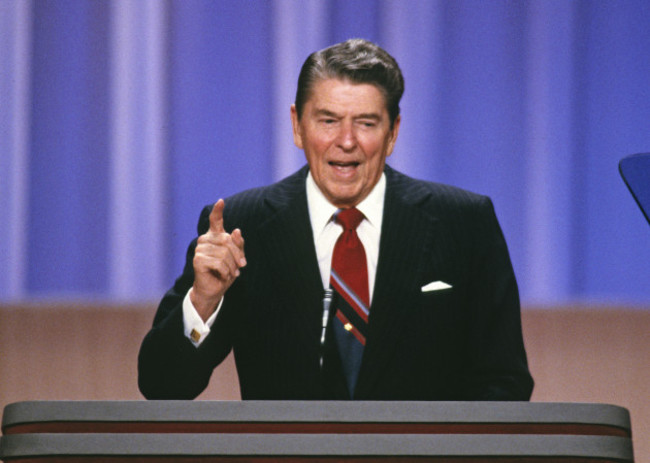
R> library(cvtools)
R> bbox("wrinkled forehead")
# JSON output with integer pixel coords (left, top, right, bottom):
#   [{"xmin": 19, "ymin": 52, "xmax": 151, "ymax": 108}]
[{"xmin": 304, "ymin": 76, "xmax": 389, "ymax": 114}]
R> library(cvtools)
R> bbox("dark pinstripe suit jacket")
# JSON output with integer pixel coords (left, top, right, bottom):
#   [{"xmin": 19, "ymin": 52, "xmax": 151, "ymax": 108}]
[{"xmin": 138, "ymin": 165, "xmax": 533, "ymax": 401}]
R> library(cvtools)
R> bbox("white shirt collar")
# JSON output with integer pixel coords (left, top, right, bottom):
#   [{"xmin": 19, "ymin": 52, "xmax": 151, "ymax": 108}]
[{"xmin": 306, "ymin": 170, "xmax": 386, "ymax": 236}]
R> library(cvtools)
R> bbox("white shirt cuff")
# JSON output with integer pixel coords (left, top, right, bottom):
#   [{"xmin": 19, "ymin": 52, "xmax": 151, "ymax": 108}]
[{"xmin": 182, "ymin": 289, "xmax": 222, "ymax": 347}]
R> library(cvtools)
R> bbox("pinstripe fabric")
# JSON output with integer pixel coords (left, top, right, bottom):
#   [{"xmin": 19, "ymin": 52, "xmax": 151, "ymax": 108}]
[{"xmin": 140, "ymin": 165, "xmax": 533, "ymax": 401}]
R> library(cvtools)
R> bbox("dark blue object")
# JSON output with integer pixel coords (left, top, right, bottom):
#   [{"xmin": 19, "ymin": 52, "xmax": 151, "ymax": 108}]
[{"xmin": 619, "ymin": 153, "xmax": 650, "ymax": 225}]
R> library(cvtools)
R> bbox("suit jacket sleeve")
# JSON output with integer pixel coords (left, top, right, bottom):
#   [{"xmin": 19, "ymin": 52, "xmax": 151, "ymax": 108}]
[
  {"xmin": 460, "ymin": 196, "xmax": 533, "ymax": 400},
  {"xmin": 137, "ymin": 205, "xmax": 234, "ymax": 400}
]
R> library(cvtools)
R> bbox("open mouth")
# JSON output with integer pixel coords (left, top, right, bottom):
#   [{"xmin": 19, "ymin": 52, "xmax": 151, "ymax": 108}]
[
  {"xmin": 329, "ymin": 161, "xmax": 360, "ymax": 177},
  {"xmin": 329, "ymin": 161, "xmax": 360, "ymax": 169}
]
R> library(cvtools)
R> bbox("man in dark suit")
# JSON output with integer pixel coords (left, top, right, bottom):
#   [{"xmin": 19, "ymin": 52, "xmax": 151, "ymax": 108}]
[{"xmin": 138, "ymin": 39, "xmax": 533, "ymax": 401}]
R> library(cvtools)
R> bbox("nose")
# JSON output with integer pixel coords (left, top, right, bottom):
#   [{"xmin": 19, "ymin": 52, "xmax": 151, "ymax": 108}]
[{"xmin": 337, "ymin": 120, "xmax": 357, "ymax": 151}]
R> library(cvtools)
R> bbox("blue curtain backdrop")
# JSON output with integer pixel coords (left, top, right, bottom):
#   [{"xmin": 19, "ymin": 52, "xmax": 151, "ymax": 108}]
[{"xmin": 1, "ymin": 0, "xmax": 649, "ymax": 306}]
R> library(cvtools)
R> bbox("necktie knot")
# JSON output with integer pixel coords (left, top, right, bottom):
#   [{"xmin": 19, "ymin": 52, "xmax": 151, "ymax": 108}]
[{"xmin": 335, "ymin": 208, "xmax": 364, "ymax": 231}]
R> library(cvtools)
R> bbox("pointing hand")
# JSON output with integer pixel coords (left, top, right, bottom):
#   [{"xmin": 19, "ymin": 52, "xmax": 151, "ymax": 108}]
[{"xmin": 190, "ymin": 199, "xmax": 246, "ymax": 321}]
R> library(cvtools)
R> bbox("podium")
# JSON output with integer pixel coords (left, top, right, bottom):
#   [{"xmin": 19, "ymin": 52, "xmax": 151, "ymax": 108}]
[{"xmin": 0, "ymin": 401, "xmax": 634, "ymax": 461}]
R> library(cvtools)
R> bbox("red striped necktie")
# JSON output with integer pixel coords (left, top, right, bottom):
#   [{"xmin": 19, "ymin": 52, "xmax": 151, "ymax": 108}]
[{"xmin": 330, "ymin": 207, "xmax": 369, "ymax": 396}]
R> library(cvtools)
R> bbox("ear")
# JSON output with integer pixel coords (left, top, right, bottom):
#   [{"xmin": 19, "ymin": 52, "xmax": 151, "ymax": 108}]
[
  {"xmin": 385, "ymin": 114, "xmax": 401, "ymax": 157},
  {"xmin": 290, "ymin": 105, "xmax": 303, "ymax": 149}
]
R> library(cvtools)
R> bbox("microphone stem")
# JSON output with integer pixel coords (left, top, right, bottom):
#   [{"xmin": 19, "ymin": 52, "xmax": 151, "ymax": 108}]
[{"xmin": 319, "ymin": 288, "xmax": 334, "ymax": 369}]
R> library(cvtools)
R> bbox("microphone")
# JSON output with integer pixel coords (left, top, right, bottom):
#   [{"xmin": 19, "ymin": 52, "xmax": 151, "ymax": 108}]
[{"xmin": 319, "ymin": 288, "xmax": 334, "ymax": 369}]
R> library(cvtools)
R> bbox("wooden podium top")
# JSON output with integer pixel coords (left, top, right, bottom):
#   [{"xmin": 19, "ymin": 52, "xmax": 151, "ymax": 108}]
[{"xmin": 2, "ymin": 400, "xmax": 631, "ymax": 437}]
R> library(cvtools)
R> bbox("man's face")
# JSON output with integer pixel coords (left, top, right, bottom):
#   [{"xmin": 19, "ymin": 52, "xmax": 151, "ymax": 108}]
[{"xmin": 291, "ymin": 78, "xmax": 400, "ymax": 209}]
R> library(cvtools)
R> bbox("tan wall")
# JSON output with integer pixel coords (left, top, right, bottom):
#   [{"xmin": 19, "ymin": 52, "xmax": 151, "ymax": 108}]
[{"xmin": 1, "ymin": 305, "xmax": 648, "ymax": 460}]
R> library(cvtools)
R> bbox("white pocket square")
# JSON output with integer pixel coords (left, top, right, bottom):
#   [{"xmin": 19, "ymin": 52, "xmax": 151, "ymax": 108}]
[{"xmin": 421, "ymin": 281, "xmax": 452, "ymax": 292}]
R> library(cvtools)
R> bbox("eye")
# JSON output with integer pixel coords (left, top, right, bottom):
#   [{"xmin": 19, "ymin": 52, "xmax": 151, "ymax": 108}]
[{"xmin": 359, "ymin": 120, "xmax": 377, "ymax": 128}]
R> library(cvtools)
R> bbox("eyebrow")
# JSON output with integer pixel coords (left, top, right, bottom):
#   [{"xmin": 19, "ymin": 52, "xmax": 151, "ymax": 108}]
[
  {"xmin": 356, "ymin": 113, "xmax": 382, "ymax": 120},
  {"xmin": 314, "ymin": 109, "xmax": 382, "ymax": 120},
  {"xmin": 314, "ymin": 109, "xmax": 339, "ymax": 118}
]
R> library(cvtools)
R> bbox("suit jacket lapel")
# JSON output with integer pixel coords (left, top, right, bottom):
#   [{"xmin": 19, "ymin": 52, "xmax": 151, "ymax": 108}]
[
  {"xmin": 252, "ymin": 167, "xmax": 354, "ymax": 398},
  {"xmin": 251, "ymin": 166, "xmax": 440, "ymax": 398},
  {"xmin": 255, "ymin": 167, "xmax": 325, "ymax": 347},
  {"xmin": 355, "ymin": 166, "xmax": 439, "ymax": 397}
]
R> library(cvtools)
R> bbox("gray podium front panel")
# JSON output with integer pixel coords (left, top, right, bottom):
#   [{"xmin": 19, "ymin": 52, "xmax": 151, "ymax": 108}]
[
  {"xmin": 1, "ymin": 401, "xmax": 632, "ymax": 437},
  {"xmin": 0, "ymin": 433, "xmax": 635, "ymax": 462}
]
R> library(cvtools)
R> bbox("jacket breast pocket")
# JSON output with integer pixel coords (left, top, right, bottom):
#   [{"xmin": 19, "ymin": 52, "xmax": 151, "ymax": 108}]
[
  {"xmin": 418, "ymin": 286, "xmax": 465, "ymax": 336},
  {"xmin": 420, "ymin": 286, "xmax": 455, "ymax": 309}
]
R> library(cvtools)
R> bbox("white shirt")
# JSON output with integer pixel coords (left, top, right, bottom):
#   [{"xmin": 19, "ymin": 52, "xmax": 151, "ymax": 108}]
[
  {"xmin": 306, "ymin": 171, "xmax": 384, "ymax": 299},
  {"xmin": 182, "ymin": 171, "xmax": 386, "ymax": 346}
]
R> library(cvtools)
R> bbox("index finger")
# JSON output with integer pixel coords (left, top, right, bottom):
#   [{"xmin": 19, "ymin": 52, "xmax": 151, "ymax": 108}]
[{"xmin": 208, "ymin": 199, "xmax": 226, "ymax": 233}]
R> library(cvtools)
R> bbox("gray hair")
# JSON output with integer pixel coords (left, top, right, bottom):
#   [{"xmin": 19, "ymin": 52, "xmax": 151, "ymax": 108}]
[{"xmin": 294, "ymin": 39, "xmax": 405, "ymax": 128}]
